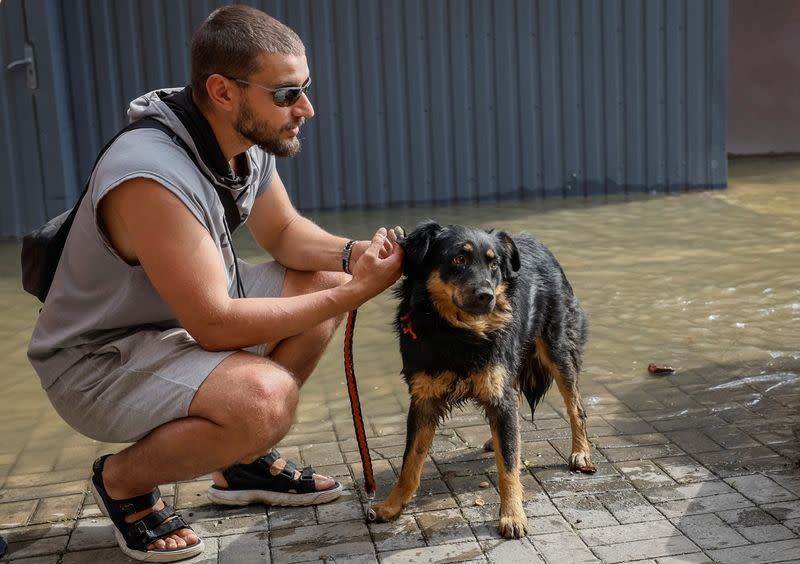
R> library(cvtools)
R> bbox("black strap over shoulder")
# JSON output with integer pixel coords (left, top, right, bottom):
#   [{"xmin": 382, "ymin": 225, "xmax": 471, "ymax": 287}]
[{"xmin": 21, "ymin": 117, "xmax": 243, "ymax": 302}]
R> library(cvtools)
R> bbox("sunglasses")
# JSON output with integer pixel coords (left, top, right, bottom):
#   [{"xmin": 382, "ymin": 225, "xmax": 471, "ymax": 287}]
[{"xmin": 228, "ymin": 76, "xmax": 311, "ymax": 107}]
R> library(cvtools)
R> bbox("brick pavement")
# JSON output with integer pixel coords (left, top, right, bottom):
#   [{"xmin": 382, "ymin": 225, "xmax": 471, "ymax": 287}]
[{"xmin": 1, "ymin": 358, "xmax": 798, "ymax": 563}]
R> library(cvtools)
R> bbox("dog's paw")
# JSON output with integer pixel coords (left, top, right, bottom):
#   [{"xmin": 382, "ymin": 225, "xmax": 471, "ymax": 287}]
[
  {"xmin": 569, "ymin": 451, "xmax": 597, "ymax": 474},
  {"xmin": 371, "ymin": 501, "xmax": 403, "ymax": 522},
  {"xmin": 498, "ymin": 514, "xmax": 528, "ymax": 539}
]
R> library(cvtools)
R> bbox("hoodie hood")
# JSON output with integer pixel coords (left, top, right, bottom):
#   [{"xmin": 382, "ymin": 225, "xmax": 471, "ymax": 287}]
[{"xmin": 127, "ymin": 86, "xmax": 250, "ymax": 193}]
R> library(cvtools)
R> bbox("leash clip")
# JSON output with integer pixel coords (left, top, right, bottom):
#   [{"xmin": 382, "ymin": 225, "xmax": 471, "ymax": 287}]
[{"xmin": 366, "ymin": 490, "xmax": 376, "ymax": 521}]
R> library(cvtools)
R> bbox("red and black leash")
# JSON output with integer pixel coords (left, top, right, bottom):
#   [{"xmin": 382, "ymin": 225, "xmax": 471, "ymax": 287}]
[{"xmin": 343, "ymin": 308, "xmax": 377, "ymax": 519}]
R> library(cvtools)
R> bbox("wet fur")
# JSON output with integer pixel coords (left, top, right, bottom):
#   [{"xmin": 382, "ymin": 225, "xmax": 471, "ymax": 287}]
[{"xmin": 372, "ymin": 221, "xmax": 596, "ymax": 538}]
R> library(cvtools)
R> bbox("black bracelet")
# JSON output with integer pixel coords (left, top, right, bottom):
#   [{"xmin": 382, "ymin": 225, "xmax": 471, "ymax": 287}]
[{"xmin": 342, "ymin": 239, "xmax": 358, "ymax": 274}]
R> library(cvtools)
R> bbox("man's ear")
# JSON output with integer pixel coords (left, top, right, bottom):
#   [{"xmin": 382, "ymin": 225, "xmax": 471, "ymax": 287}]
[
  {"xmin": 399, "ymin": 220, "xmax": 443, "ymax": 276},
  {"xmin": 495, "ymin": 231, "xmax": 521, "ymax": 276}
]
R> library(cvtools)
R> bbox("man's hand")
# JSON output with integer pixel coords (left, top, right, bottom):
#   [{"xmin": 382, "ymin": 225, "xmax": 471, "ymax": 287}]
[
  {"xmin": 348, "ymin": 228, "xmax": 403, "ymax": 298},
  {"xmin": 349, "ymin": 227, "xmax": 399, "ymax": 268}
]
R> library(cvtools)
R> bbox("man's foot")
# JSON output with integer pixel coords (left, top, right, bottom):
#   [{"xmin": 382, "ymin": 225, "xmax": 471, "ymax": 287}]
[
  {"xmin": 207, "ymin": 449, "xmax": 342, "ymax": 507},
  {"xmin": 91, "ymin": 455, "xmax": 203, "ymax": 562}
]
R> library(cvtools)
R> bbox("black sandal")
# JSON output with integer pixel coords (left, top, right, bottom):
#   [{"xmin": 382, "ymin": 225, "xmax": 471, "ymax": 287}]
[
  {"xmin": 207, "ymin": 448, "xmax": 343, "ymax": 507},
  {"xmin": 90, "ymin": 455, "xmax": 204, "ymax": 562}
]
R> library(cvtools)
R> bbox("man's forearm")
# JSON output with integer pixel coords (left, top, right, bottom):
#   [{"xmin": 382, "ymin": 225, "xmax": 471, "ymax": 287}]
[{"xmin": 269, "ymin": 216, "xmax": 351, "ymax": 272}]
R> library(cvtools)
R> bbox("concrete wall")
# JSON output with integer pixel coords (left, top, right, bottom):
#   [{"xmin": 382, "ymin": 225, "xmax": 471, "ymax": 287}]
[{"xmin": 728, "ymin": 0, "xmax": 800, "ymax": 155}]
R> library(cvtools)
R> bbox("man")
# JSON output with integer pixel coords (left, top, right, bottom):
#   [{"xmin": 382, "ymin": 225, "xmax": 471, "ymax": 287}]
[{"xmin": 27, "ymin": 5, "xmax": 403, "ymax": 562}]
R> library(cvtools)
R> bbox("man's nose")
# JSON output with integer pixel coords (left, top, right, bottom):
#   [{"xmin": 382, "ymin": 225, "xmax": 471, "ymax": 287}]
[{"xmin": 293, "ymin": 92, "xmax": 314, "ymax": 119}]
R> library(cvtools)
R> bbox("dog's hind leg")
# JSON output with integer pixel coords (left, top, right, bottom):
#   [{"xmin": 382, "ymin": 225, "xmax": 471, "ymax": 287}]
[
  {"xmin": 371, "ymin": 399, "xmax": 440, "ymax": 522},
  {"xmin": 534, "ymin": 337, "xmax": 596, "ymax": 473},
  {"xmin": 486, "ymin": 397, "xmax": 528, "ymax": 538}
]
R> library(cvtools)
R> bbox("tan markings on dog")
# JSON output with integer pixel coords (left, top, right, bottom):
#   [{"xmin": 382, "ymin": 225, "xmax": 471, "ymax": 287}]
[
  {"xmin": 409, "ymin": 371, "xmax": 455, "ymax": 402},
  {"xmin": 534, "ymin": 337, "xmax": 595, "ymax": 472},
  {"xmin": 463, "ymin": 243, "xmax": 473, "ymax": 253},
  {"xmin": 486, "ymin": 249, "xmax": 495, "ymax": 259},
  {"xmin": 471, "ymin": 365, "xmax": 508, "ymax": 403},
  {"xmin": 427, "ymin": 272, "xmax": 512, "ymax": 337},
  {"xmin": 489, "ymin": 424, "xmax": 527, "ymax": 537},
  {"xmin": 371, "ymin": 420, "xmax": 436, "ymax": 522}
]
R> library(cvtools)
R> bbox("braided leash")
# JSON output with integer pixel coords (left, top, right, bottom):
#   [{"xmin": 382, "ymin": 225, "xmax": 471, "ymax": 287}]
[{"xmin": 343, "ymin": 308, "xmax": 377, "ymax": 519}]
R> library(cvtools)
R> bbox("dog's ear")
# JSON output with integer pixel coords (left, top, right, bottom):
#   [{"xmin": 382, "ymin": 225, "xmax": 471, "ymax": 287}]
[
  {"xmin": 399, "ymin": 220, "xmax": 443, "ymax": 276},
  {"xmin": 495, "ymin": 231, "xmax": 521, "ymax": 276}
]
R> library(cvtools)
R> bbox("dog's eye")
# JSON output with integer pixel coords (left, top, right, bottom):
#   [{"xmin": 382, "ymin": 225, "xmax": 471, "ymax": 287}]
[
  {"xmin": 452, "ymin": 255, "xmax": 466, "ymax": 265},
  {"xmin": 489, "ymin": 260, "xmax": 498, "ymax": 270}
]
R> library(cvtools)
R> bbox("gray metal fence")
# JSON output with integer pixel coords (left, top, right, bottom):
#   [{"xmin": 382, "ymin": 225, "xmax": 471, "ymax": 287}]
[{"xmin": 0, "ymin": 0, "xmax": 728, "ymax": 238}]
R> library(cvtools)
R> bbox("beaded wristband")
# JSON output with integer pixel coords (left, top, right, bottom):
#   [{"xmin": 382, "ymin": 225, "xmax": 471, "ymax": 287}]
[{"xmin": 341, "ymin": 239, "xmax": 358, "ymax": 274}]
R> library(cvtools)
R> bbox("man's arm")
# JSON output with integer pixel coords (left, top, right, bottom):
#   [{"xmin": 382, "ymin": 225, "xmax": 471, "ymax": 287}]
[
  {"xmin": 247, "ymin": 172, "xmax": 385, "ymax": 271},
  {"xmin": 99, "ymin": 178, "xmax": 403, "ymax": 351}
]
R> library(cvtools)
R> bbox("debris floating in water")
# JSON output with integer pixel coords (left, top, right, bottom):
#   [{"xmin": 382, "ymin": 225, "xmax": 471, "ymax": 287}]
[{"xmin": 648, "ymin": 363, "xmax": 676, "ymax": 375}]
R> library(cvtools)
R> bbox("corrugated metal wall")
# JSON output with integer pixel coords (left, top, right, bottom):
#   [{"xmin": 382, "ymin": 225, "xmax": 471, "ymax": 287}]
[{"xmin": 0, "ymin": 0, "xmax": 728, "ymax": 238}]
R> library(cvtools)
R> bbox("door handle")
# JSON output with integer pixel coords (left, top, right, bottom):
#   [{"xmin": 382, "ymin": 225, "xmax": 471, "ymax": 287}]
[{"xmin": 6, "ymin": 44, "xmax": 37, "ymax": 90}]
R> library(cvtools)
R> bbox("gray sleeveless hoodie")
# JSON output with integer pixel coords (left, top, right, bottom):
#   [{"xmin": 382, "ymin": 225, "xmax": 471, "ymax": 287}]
[{"xmin": 28, "ymin": 87, "xmax": 276, "ymax": 389}]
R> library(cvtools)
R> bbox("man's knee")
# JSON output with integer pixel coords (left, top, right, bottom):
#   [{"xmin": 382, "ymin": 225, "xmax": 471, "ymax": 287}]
[{"xmin": 235, "ymin": 368, "xmax": 299, "ymax": 439}]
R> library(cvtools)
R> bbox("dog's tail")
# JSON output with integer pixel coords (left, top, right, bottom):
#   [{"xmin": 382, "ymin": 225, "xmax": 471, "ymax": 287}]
[{"xmin": 517, "ymin": 350, "xmax": 554, "ymax": 419}]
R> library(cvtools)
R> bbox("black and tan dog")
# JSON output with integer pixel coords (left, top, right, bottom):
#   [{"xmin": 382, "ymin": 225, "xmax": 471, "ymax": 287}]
[{"xmin": 371, "ymin": 221, "xmax": 596, "ymax": 538}]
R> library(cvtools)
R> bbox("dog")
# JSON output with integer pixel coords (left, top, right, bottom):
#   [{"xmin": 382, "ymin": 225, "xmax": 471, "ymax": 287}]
[{"xmin": 371, "ymin": 221, "xmax": 596, "ymax": 539}]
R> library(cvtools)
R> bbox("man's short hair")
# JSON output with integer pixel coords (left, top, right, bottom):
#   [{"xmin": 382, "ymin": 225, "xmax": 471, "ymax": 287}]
[{"xmin": 191, "ymin": 5, "xmax": 305, "ymax": 105}]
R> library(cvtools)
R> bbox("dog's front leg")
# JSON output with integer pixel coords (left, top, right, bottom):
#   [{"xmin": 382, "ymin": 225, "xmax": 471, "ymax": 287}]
[
  {"xmin": 486, "ymin": 400, "xmax": 528, "ymax": 538},
  {"xmin": 372, "ymin": 400, "xmax": 439, "ymax": 522}
]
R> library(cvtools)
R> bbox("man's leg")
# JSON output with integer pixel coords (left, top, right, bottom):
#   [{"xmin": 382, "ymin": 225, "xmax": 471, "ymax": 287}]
[{"xmin": 99, "ymin": 268, "xmax": 348, "ymax": 549}]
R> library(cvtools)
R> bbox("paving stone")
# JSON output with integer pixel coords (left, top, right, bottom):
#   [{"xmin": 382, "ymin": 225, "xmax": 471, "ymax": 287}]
[
  {"xmin": 591, "ymin": 534, "xmax": 700, "ymax": 564},
  {"xmin": 736, "ymin": 523, "xmax": 796, "ymax": 543},
  {"xmin": 66, "ymin": 518, "xmax": 117, "ymax": 553},
  {"xmin": 671, "ymin": 513, "xmax": 749, "ymax": 550},
  {"xmin": 523, "ymin": 492, "xmax": 560, "ymax": 518},
  {"xmin": 724, "ymin": 473, "xmax": 797, "ymax": 504},
  {"xmin": 191, "ymin": 513, "xmax": 267, "ymax": 538},
  {"xmin": 2, "ymin": 554, "xmax": 60, "ymax": 564},
  {"xmin": 378, "ymin": 541, "xmax": 483, "ymax": 564},
  {"xmin": 552, "ymin": 496, "xmax": 618, "ymax": 529},
  {"xmin": 707, "ymin": 538, "xmax": 800, "ymax": 564},
  {"xmin": 3, "ymin": 468, "xmax": 89, "ymax": 489},
  {"xmin": 601, "ymin": 415, "xmax": 657, "ymax": 435},
  {"xmin": 270, "ymin": 520, "xmax": 373, "ymax": 562},
  {"xmin": 596, "ymin": 490, "xmax": 666, "ymax": 524},
  {"xmin": 592, "ymin": 433, "xmax": 670, "ymax": 449},
  {"xmin": 528, "ymin": 531, "xmax": 598, "ymax": 563},
  {"xmin": 1, "ymin": 535, "xmax": 68, "ymax": 561},
  {"xmin": 0, "ymin": 481, "xmax": 88, "ymax": 504},
  {"xmin": 769, "ymin": 472, "xmax": 800, "ymax": 496},
  {"xmin": 416, "ymin": 508, "xmax": 476, "ymax": 544},
  {"xmin": 262, "ymin": 501, "xmax": 315, "ymax": 530},
  {"xmin": 717, "ymin": 507, "xmax": 779, "ymax": 527},
  {"xmin": 217, "ymin": 532, "xmax": 269, "ymax": 563},
  {"xmin": 29, "ymin": 494, "xmax": 83, "ymax": 525},
  {"xmin": 653, "ymin": 456, "xmax": 716, "ymax": 484},
  {"xmin": 706, "ymin": 427, "xmax": 762, "ymax": 449},
  {"xmin": 642, "ymin": 480, "xmax": 736, "ymax": 503},
  {"xmin": 580, "ymin": 520, "xmax": 680, "ymax": 546},
  {"xmin": 368, "ymin": 514, "xmax": 425, "ymax": 552},
  {"xmin": 763, "ymin": 499, "xmax": 800, "ymax": 521},
  {"xmin": 655, "ymin": 492, "xmax": 754, "ymax": 518},
  {"xmin": 666, "ymin": 429, "xmax": 722, "ymax": 454},
  {"xmin": 174, "ymin": 480, "xmax": 214, "ymax": 510},
  {"xmin": 481, "ymin": 537, "xmax": 544, "ymax": 563},
  {"xmin": 613, "ymin": 461, "xmax": 676, "ymax": 490},
  {"xmin": 0, "ymin": 501, "xmax": 37, "ymax": 528},
  {"xmin": 653, "ymin": 553, "xmax": 715, "ymax": 563},
  {"xmin": 600, "ymin": 444, "xmax": 686, "ymax": 463}
]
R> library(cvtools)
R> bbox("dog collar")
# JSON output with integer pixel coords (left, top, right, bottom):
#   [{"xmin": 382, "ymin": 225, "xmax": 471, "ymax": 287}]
[{"xmin": 399, "ymin": 312, "xmax": 418, "ymax": 340}]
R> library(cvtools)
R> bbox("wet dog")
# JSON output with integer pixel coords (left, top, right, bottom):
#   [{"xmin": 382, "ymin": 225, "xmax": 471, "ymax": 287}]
[{"xmin": 371, "ymin": 221, "xmax": 596, "ymax": 538}]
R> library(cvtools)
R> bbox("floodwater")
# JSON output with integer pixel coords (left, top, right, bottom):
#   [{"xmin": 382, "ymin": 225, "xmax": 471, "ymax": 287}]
[{"xmin": 1, "ymin": 157, "xmax": 799, "ymax": 465}]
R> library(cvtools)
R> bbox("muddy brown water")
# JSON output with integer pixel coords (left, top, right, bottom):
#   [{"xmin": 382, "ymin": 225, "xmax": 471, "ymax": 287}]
[{"xmin": 1, "ymin": 157, "xmax": 798, "ymax": 467}]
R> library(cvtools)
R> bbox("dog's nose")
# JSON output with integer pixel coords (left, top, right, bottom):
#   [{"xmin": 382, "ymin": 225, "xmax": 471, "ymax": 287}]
[{"xmin": 475, "ymin": 287, "xmax": 494, "ymax": 304}]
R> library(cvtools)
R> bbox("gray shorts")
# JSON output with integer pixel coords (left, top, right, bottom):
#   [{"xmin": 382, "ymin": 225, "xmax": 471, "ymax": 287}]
[{"xmin": 46, "ymin": 260, "xmax": 285, "ymax": 443}]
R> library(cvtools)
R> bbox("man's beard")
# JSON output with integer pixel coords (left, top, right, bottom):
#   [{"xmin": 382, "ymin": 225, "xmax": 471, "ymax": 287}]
[{"xmin": 235, "ymin": 98, "xmax": 303, "ymax": 158}]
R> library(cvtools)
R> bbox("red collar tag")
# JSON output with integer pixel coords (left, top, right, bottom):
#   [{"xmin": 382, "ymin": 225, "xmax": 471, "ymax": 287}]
[{"xmin": 399, "ymin": 312, "xmax": 418, "ymax": 340}]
